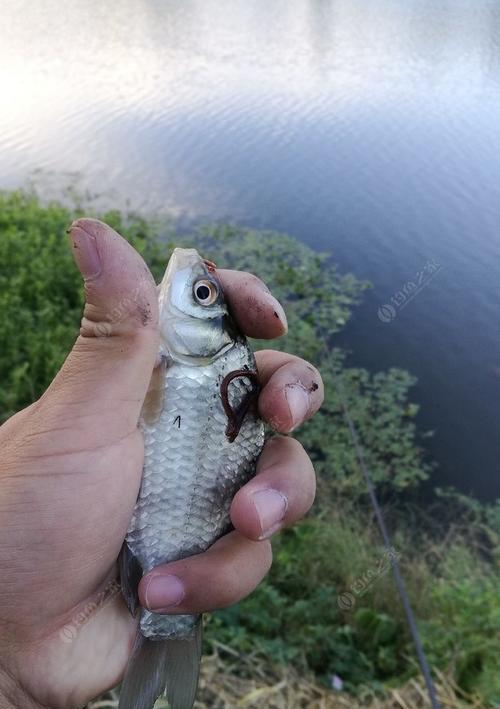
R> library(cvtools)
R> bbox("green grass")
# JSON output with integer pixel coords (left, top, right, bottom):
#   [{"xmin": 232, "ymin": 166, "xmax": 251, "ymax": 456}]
[{"xmin": 0, "ymin": 189, "xmax": 499, "ymax": 706}]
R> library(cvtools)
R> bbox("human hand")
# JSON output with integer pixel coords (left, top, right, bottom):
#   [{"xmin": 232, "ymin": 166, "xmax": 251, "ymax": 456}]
[{"xmin": 0, "ymin": 219, "xmax": 323, "ymax": 709}]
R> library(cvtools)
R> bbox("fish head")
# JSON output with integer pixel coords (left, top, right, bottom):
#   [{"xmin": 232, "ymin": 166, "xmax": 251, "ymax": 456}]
[{"xmin": 158, "ymin": 247, "xmax": 236, "ymax": 363}]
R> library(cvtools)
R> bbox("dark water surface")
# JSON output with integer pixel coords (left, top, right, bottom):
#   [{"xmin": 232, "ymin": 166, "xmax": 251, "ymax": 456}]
[{"xmin": 1, "ymin": 0, "xmax": 499, "ymax": 499}]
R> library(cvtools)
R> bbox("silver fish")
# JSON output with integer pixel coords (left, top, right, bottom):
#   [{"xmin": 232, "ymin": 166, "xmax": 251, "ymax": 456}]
[{"xmin": 118, "ymin": 248, "xmax": 265, "ymax": 709}]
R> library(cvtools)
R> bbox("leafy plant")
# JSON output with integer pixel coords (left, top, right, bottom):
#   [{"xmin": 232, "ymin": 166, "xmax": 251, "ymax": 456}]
[{"xmin": 0, "ymin": 189, "xmax": 498, "ymax": 705}]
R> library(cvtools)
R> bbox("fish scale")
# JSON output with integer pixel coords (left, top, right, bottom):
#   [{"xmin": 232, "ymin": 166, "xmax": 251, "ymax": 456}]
[{"xmin": 126, "ymin": 325, "xmax": 264, "ymax": 642}]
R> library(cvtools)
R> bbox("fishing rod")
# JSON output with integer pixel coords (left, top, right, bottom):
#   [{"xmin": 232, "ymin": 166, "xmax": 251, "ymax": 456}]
[{"xmin": 327, "ymin": 352, "xmax": 441, "ymax": 709}]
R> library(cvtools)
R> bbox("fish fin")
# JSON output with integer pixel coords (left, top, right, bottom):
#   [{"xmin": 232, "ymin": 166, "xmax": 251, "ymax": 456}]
[
  {"xmin": 165, "ymin": 620, "xmax": 203, "ymax": 709},
  {"xmin": 142, "ymin": 358, "xmax": 166, "ymax": 425},
  {"xmin": 118, "ymin": 632, "xmax": 169, "ymax": 709},
  {"xmin": 119, "ymin": 542, "xmax": 142, "ymax": 616},
  {"xmin": 118, "ymin": 623, "xmax": 202, "ymax": 709}
]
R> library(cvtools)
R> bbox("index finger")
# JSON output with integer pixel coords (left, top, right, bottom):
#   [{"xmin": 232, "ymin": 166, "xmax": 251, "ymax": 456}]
[{"xmin": 217, "ymin": 269, "xmax": 287, "ymax": 339}]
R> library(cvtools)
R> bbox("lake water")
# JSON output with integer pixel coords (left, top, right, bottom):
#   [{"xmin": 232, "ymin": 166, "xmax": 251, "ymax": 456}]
[{"xmin": 0, "ymin": 0, "xmax": 499, "ymax": 500}]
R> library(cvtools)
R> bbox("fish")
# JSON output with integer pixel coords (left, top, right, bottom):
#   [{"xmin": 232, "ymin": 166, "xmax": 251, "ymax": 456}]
[{"xmin": 118, "ymin": 247, "xmax": 265, "ymax": 709}]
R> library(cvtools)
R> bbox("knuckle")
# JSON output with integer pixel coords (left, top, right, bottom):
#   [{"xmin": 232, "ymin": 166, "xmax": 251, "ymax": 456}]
[
  {"xmin": 215, "ymin": 572, "xmax": 244, "ymax": 608},
  {"xmin": 219, "ymin": 541, "xmax": 273, "ymax": 606}
]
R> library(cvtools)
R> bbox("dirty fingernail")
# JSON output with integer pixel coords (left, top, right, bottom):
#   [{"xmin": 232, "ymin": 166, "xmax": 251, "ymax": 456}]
[
  {"xmin": 68, "ymin": 223, "xmax": 101, "ymax": 280},
  {"xmin": 284, "ymin": 384, "xmax": 310, "ymax": 430},
  {"xmin": 144, "ymin": 574, "xmax": 185, "ymax": 612},
  {"xmin": 252, "ymin": 489, "xmax": 288, "ymax": 539}
]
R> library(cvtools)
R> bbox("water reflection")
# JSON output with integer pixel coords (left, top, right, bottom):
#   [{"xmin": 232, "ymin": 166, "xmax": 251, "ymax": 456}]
[{"xmin": 0, "ymin": 0, "xmax": 500, "ymax": 498}]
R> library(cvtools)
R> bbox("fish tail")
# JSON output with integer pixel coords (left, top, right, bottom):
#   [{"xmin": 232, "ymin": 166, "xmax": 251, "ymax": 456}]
[
  {"xmin": 118, "ymin": 632, "xmax": 168, "ymax": 709},
  {"xmin": 118, "ymin": 623, "xmax": 202, "ymax": 709},
  {"xmin": 164, "ymin": 622, "xmax": 203, "ymax": 709}
]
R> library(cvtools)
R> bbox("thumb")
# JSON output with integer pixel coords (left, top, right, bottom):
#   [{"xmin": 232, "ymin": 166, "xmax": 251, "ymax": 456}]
[{"xmin": 38, "ymin": 219, "xmax": 159, "ymax": 441}]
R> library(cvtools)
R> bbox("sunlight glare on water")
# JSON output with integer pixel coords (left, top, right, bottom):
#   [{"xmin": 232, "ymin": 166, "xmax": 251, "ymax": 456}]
[{"xmin": 1, "ymin": 0, "xmax": 500, "ymax": 498}]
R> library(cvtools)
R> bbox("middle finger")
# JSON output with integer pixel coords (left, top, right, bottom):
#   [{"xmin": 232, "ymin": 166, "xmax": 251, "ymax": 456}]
[{"xmin": 230, "ymin": 435, "xmax": 316, "ymax": 541}]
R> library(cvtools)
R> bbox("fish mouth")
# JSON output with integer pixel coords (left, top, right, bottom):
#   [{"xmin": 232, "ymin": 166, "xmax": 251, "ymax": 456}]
[{"xmin": 160, "ymin": 247, "xmax": 201, "ymax": 290}]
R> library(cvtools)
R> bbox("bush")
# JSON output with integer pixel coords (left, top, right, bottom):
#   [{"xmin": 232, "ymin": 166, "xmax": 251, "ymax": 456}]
[{"xmin": 0, "ymin": 189, "xmax": 498, "ymax": 705}]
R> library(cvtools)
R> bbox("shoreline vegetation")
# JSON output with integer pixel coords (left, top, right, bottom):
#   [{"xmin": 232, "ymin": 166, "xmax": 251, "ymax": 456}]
[{"xmin": 0, "ymin": 190, "xmax": 498, "ymax": 707}]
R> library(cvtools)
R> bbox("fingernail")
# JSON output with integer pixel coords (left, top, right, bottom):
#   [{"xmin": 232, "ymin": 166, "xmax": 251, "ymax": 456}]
[
  {"xmin": 252, "ymin": 489, "xmax": 288, "ymax": 540},
  {"xmin": 144, "ymin": 574, "xmax": 185, "ymax": 612},
  {"xmin": 285, "ymin": 384, "xmax": 310, "ymax": 431},
  {"xmin": 68, "ymin": 223, "xmax": 101, "ymax": 280},
  {"xmin": 266, "ymin": 295, "xmax": 288, "ymax": 332}
]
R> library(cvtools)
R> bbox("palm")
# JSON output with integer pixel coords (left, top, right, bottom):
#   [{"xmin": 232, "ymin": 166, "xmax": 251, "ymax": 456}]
[
  {"xmin": 0, "ymin": 405, "xmax": 145, "ymax": 707},
  {"xmin": 0, "ymin": 220, "xmax": 162, "ymax": 707}
]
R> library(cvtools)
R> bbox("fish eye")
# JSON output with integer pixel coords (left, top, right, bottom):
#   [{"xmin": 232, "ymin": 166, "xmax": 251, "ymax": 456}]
[{"xmin": 193, "ymin": 279, "xmax": 218, "ymax": 306}]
